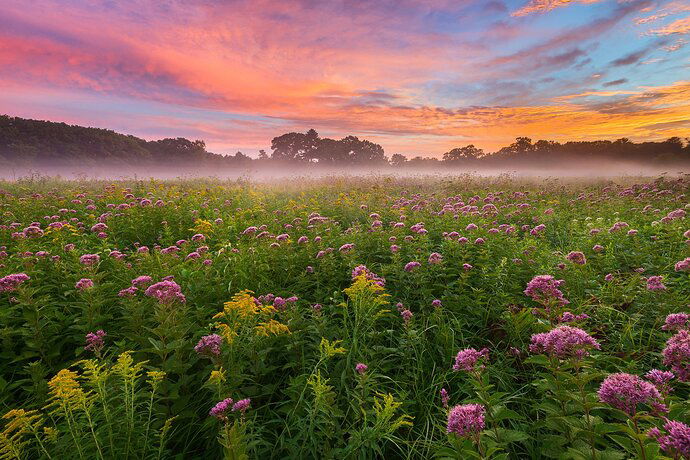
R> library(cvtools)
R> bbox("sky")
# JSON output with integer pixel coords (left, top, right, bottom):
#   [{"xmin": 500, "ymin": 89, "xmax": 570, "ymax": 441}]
[{"xmin": 0, "ymin": 0, "xmax": 689, "ymax": 157}]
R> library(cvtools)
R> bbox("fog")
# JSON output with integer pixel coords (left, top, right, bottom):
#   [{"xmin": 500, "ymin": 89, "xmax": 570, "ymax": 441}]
[{"xmin": 0, "ymin": 159, "xmax": 687, "ymax": 182}]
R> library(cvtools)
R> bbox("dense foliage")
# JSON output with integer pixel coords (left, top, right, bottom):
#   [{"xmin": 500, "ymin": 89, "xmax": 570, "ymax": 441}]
[{"xmin": 1, "ymin": 175, "xmax": 690, "ymax": 459}]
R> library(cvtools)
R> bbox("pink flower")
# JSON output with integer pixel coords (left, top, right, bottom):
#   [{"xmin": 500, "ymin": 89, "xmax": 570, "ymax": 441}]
[
  {"xmin": 566, "ymin": 251, "xmax": 586, "ymax": 265},
  {"xmin": 674, "ymin": 258, "xmax": 690, "ymax": 272},
  {"xmin": 404, "ymin": 261, "xmax": 421, "ymax": 272},
  {"xmin": 646, "ymin": 276, "xmax": 667, "ymax": 291},
  {"xmin": 648, "ymin": 419, "xmax": 690, "ymax": 458},
  {"xmin": 75, "ymin": 278, "xmax": 94, "ymax": 290},
  {"xmin": 428, "ymin": 252, "xmax": 443, "ymax": 264},
  {"xmin": 232, "ymin": 398, "xmax": 251, "ymax": 413},
  {"xmin": 663, "ymin": 313, "xmax": 690, "ymax": 332},
  {"xmin": 355, "ymin": 363, "xmax": 368, "ymax": 375},
  {"xmin": 524, "ymin": 275, "xmax": 569, "ymax": 307},
  {"xmin": 400, "ymin": 309, "xmax": 413, "ymax": 323},
  {"xmin": 453, "ymin": 348, "xmax": 489, "ymax": 373},
  {"xmin": 0, "ymin": 273, "xmax": 30, "ymax": 292},
  {"xmin": 209, "ymin": 398, "xmax": 233, "ymax": 420},
  {"xmin": 662, "ymin": 330, "xmax": 690, "ymax": 382},
  {"xmin": 131, "ymin": 275, "xmax": 153, "ymax": 287},
  {"xmin": 79, "ymin": 254, "xmax": 100, "ymax": 266},
  {"xmin": 118, "ymin": 286, "xmax": 138, "ymax": 297},
  {"xmin": 440, "ymin": 388, "xmax": 450, "ymax": 408},
  {"xmin": 529, "ymin": 326, "xmax": 600, "ymax": 360},
  {"xmin": 598, "ymin": 373, "xmax": 665, "ymax": 415},
  {"xmin": 144, "ymin": 280, "xmax": 186, "ymax": 304},
  {"xmin": 84, "ymin": 330, "xmax": 106, "ymax": 354},
  {"xmin": 195, "ymin": 334, "xmax": 223, "ymax": 358},
  {"xmin": 447, "ymin": 404, "xmax": 485, "ymax": 438}
]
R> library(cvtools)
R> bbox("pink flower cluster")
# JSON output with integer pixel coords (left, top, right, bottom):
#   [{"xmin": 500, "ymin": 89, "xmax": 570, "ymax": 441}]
[
  {"xmin": 598, "ymin": 373, "xmax": 665, "ymax": 415},
  {"xmin": 0, "ymin": 273, "xmax": 30, "ymax": 292},
  {"xmin": 453, "ymin": 348, "xmax": 489, "ymax": 373},
  {"xmin": 84, "ymin": 330, "xmax": 106, "ymax": 354},
  {"xmin": 194, "ymin": 334, "xmax": 223, "ymax": 358},
  {"xmin": 209, "ymin": 397, "xmax": 251, "ymax": 420},
  {"xmin": 566, "ymin": 251, "xmax": 586, "ymax": 265},
  {"xmin": 648, "ymin": 419, "xmax": 690, "ymax": 458},
  {"xmin": 663, "ymin": 313, "xmax": 689, "ymax": 331},
  {"xmin": 646, "ymin": 276, "xmax": 667, "ymax": 291},
  {"xmin": 662, "ymin": 329, "xmax": 690, "ymax": 382},
  {"xmin": 529, "ymin": 326, "xmax": 600, "ymax": 360},
  {"xmin": 144, "ymin": 280, "xmax": 186, "ymax": 304},
  {"xmin": 447, "ymin": 404, "xmax": 485, "ymax": 438},
  {"xmin": 524, "ymin": 275, "xmax": 569, "ymax": 307},
  {"xmin": 351, "ymin": 265, "xmax": 386, "ymax": 286}
]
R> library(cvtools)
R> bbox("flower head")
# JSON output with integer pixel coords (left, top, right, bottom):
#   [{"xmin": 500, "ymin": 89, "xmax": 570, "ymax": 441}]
[
  {"xmin": 209, "ymin": 398, "xmax": 233, "ymax": 420},
  {"xmin": 524, "ymin": 275, "xmax": 569, "ymax": 307},
  {"xmin": 84, "ymin": 330, "xmax": 106, "ymax": 354},
  {"xmin": 598, "ymin": 373, "xmax": 665, "ymax": 415},
  {"xmin": 0, "ymin": 273, "xmax": 30, "ymax": 292},
  {"xmin": 75, "ymin": 278, "xmax": 94, "ymax": 290},
  {"xmin": 447, "ymin": 404, "xmax": 485, "ymax": 438},
  {"xmin": 662, "ymin": 329, "xmax": 690, "ymax": 382},
  {"xmin": 648, "ymin": 419, "xmax": 690, "ymax": 458},
  {"xmin": 646, "ymin": 275, "xmax": 667, "ymax": 291},
  {"xmin": 355, "ymin": 363, "xmax": 368, "ymax": 375},
  {"xmin": 663, "ymin": 313, "xmax": 689, "ymax": 332},
  {"xmin": 453, "ymin": 348, "xmax": 489, "ymax": 373},
  {"xmin": 144, "ymin": 280, "xmax": 186, "ymax": 304},
  {"xmin": 529, "ymin": 325, "xmax": 600, "ymax": 360},
  {"xmin": 194, "ymin": 334, "xmax": 223, "ymax": 358},
  {"xmin": 566, "ymin": 251, "xmax": 586, "ymax": 265}
]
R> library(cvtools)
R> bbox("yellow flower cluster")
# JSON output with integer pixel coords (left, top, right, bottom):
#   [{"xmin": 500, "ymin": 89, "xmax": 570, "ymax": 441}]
[
  {"xmin": 255, "ymin": 319, "xmax": 290, "ymax": 337},
  {"xmin": 213, "ymin": 290, "xmax": 290, "ymax": 343},
  {"xmin": 48, "ymin": 369, "xmax": 87, "ymax": 410}
]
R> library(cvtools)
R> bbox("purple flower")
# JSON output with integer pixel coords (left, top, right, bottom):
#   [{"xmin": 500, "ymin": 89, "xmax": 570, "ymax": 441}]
[
  {"xmin": 662, "ymin": 313, "xmax": 689, "ymax": 331},
  {"xmin": 675, "ymin": 257, "xmax": 690, "ymax": 272},
  {"xmin": 447, "ymin": 404, "xmax": 485, "ymax": 438},
  {"xmin": 529, "ymin": 326, "xmax": 600, "ymax": 360},
  {"xmin": 75, "ymin": 278, "xmax": 94, "ymax": 290},
  {"xmin": 566, "ymin": 251, "xmax": 586, "ymax": 265},
  {"xmin": 131, "ymin": 275, "xmax": 153, "ymax": 286},
  {"xmin": 431, "ymin": 299, "xmax": 442, "ymax": 308},
  {"xmin": 79, "ymin": 254, "xmax": 100, "ymax": 266},
  {"xmin": 355, "ymin": 363, "xmax": 368, "ymax": 375},
  {"xmin": 84, "ymin": 330, "xmax": 106, "ymax": 354},
  {"xmin": 0, "ymin": 273, "xmax": 30, "ymax": 292},
  {"xmin": 524, "ymin": 275, "xmax": 569, "ymax": 307},
  {"xmin": 195, "ymin": 334, "xmax": 223, "ymax": 358},
  {"xmin": 400, "ymin": 309, "xmax": 413, "ymax": 323},
  {"xmin": 209, "ymin": 398, "xmax": 233, "ymax": 420},
  {"xmin": 559, "ymin": 312, "xmax": 589, "ymax": 323},
  {"xmin": 144, "ymin": 280, "xmax": 186, "ymax": 304},
  {"xmin": 428, "ymin": 252, "xmax": 443, "ymax": 264},
  {"xmin": 598, "ymin": 373, "xmax": 665, "ymax": 415},
  {"xmin": 645, "ymin": 369, "xmax": 675, "ymax": 397},
  {"xmin": 604, "ymin": 273, "xmax": 614, "ymax": 281},
  {"xmin": 404, "ymin": 261, "xmax": 421, "ymax": 272},
  {"xmin": 232, "ymin": 398, "xmax": 251, "ymax": 413},
  {"xmin": 649, "ymin": 419, "xmax": 690, "ymax": 458},
  {"xmin": 662, "ymin": 329, "xmax": 690, "ymax": 382},
  {"xmin": 453, "ymin": 348, "xmax": 489, "ymax": 373},
  {"xmin": 118, "ymin": 286, "xmax": 138, "ymax": 297},
  {"xmin": 339, "ymin": 243, "xmax": 354, "ymax": 253},
  {"xmin": 646, "ymin": 276, "xmax": 667, "ymax": 291},
  {"xmin": 593, "ymin": 244, "xmax": 604, "ymax": 253},
  {"xmin": 351, "ymin": 265, "xmax": 386, "ymax": 286},
  {"xmin": 440, "ymin": 388, "xmax": 449, "ymax": 408}
]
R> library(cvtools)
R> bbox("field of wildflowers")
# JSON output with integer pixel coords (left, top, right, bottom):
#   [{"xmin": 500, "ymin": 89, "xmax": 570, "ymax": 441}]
[{"xmin": 0, "ymin": 174, "xmax": 689, "ymax": 459}]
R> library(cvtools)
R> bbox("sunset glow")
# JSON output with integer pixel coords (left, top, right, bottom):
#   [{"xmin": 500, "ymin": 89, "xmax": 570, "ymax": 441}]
[{"xmin": 1, "ymin": 0, "xmax": 688, "ymax": 156}]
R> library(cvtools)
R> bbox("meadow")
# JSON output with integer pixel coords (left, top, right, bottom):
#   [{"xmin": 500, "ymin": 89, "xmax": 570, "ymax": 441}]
[{"xmin": 0, "ymin": 174, "xmax": 689, "ymax": 459}]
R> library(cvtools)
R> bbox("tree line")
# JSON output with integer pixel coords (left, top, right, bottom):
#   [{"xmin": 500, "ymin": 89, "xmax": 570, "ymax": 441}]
[{"xmin": 1, "ymin": 115, "xmax": 688, "ymax": 168}]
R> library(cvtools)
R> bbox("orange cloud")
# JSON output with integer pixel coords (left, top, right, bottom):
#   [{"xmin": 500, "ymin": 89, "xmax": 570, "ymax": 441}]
[
  {"xmin": 649, "ymin": 15, "xmax": 690, "ymax": 34},
  {"xmin": 512, "ymin": 0, "xmax": 601, "ymax": 17}
]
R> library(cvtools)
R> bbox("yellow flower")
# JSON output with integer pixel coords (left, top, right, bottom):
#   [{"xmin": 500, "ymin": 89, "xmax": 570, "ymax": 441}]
[
  {"xmin": 255, "ymin": 320, "xmax": 290, "ymax": 337},
  {"xmin": 208, "ymin": 368, "xmax": 226, "ymax": 387},
  {"xmin": 146, "ymin": 371, "xmax": 166, "ymax": 391},
  {"xmin": 48, "ymin": 369, "xmax": 86, "ymax": 409},
  {"xmin": 215, "ymin": 290, "xmax": 258, "ymax": 320},
  {"xmin": 319, "ymin": 338, "xmax": 346, "ymax": 359}
]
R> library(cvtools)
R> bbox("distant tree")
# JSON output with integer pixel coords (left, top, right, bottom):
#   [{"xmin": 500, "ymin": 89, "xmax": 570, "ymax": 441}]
[
  {"xmin": 442, "ymin": 144, "xmax": 484, "ymax": 162},
  {"xmin": 390, "ymin": 153, "xmax": 407, "ymax": 166},
  {"xmin": 270, "ymin": 129, "xmax": 319, "ymax": 161},
  {"xmin": 258, "ymin": 149, "xmax": 268, "ymax": 160}
]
